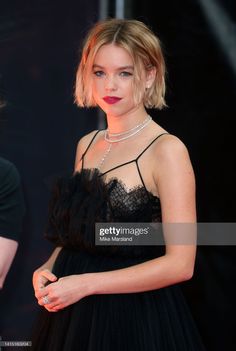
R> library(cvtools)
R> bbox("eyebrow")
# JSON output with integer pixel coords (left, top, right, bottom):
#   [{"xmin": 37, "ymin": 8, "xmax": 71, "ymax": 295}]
[{"xmin": 92, "ymin": 64, "xmax": 134, "ymax": 70}]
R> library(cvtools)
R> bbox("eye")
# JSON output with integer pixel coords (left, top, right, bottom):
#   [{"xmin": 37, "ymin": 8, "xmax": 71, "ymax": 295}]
[
  {"xmin": 93, "ymin": 71, "xmax": 104, "ymax": 77},
  {"xmin": 120, "ymin": 71, "xmax": 133, "ymax": 77}
]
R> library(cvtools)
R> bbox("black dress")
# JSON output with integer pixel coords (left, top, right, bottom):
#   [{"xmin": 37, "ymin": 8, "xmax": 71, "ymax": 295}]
[{"xmin": 31, "ymin": 131, "xmax": 206, "ymax": 351}]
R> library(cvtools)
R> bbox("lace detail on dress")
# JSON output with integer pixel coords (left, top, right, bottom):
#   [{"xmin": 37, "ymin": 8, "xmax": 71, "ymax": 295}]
[
  {"xmin": 104, "ymin": 175, "xmax": 161, "ymax": 222},
  {"xmin": 44, "ymin": 131, "xmax": 169, "ymax": 258},
  {"xmin": 44, "ymin": 168, "xmax": 162, "ymax": 258}
]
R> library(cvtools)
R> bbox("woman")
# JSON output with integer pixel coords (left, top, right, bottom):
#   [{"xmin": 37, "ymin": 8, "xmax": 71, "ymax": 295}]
[{"xmin": 32, "ymin": 18, "xmax": 205, "ymax": 350}]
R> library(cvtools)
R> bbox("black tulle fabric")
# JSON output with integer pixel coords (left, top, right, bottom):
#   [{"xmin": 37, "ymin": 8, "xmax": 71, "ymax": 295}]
[
  {"xmin": 44, "ymin": 168, "xmax": 163, "ymax": 258},
  {"xmin": 31, "ymin": 167, "xmax": 206, "ymax": 351}
]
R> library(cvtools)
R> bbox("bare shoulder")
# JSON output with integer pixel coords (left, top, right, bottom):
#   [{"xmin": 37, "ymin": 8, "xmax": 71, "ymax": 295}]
[
  {"xmin": 152, "ymin": 133, "xmax": 195, "ymax": 186},
  {"xmin": 156, "ymin": 134, "xmax": 187, "ymax": 152},
  {"xmin": 152, "ymin": 134, "xmax": 196, "ymax": 222},
  {"xmin": 77, "ymin": 129, "xmax": 100, "ymax": 151},
  {"xmin": 74, "ymin": 129, "xmax": 99, "ymax": 169},
  {"xmin": 151, "ymin": 133, "xmax": 192, "ymax": 170}
]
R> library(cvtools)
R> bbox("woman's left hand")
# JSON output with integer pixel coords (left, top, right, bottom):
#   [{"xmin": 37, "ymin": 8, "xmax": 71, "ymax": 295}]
[{"xmin": 35, "ymin": 274, "xmax": 91, "ymax": 312}]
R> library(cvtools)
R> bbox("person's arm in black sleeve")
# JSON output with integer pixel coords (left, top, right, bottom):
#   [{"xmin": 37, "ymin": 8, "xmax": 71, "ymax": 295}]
[{"xmin": 0, "ymin": 158, "xmax": 25, "ymax": 288}]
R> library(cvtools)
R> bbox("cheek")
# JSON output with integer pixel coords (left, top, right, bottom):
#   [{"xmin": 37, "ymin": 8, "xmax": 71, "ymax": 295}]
[
  {"xmin": 91, "ymin": 81, "xmax": 98, "ymax": 97},
  {"xmin": 92, "ymin": 80, "xmax": 103, "ymax": 94},
  {"xmin": 125, "ymin": 79, "xmax": 135, "ymax": 94},
  {"xmin": 91, "ymin": 82, "xmax": 104, "ymax": 105}
]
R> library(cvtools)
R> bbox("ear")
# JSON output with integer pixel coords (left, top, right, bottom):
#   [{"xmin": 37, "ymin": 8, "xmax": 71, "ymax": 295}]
[{"xmin": 145, "ymin": 67, "xmax": 156, "ymax": 89}]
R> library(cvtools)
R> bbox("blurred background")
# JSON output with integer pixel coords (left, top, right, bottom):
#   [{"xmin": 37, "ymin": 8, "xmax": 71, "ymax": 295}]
[{"xmin": 0, "ymin": 0, "xmax": 235, "ymax": 350}]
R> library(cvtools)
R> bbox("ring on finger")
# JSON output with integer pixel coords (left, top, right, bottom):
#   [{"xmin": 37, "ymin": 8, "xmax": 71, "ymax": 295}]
[{"xmin": 42, "ymin": 295, "xmax": 50, "ymax": 305}]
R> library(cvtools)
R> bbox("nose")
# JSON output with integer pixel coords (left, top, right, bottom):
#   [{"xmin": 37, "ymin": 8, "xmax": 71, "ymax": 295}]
[{"xmin": 105, "ymin": 75, "xmax": 117, "ymax": 92}]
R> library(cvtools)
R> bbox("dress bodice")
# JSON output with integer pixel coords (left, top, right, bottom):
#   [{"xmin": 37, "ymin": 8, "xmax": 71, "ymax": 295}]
[{"xmin": 44, "ymin": 131, "xmax": 169, "ymax": 259}]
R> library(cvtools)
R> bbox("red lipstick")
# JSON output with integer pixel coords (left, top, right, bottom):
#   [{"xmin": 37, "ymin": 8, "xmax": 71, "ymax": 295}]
[{"xmin": 103, "ymin": 96, "xmax": 122, "ymax": 104}]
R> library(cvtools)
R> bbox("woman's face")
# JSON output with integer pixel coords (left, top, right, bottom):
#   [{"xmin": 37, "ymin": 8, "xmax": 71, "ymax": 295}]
[{"xmin": 91, "ymin": 44, "xmax": 145, "ymax": 117}]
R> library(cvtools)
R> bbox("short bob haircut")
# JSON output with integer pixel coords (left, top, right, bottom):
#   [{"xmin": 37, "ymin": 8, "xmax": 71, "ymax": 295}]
[{"xmin": 75, "ymin": 18, "xmax": 166, "ymax": 109}]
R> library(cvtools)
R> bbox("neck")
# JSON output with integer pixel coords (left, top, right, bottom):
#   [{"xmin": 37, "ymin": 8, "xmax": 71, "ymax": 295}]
[{"xmin": 106, "ymin": 107, "xmax": 148, "ymax": 133}]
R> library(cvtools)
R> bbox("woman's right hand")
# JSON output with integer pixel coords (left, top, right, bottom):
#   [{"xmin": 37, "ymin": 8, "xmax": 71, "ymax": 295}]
[
  {"xmin": 32, "ymin": 247, "xmax": 61, "ymax": 309},
  {"xmin": 33, "ymin": 269, "xmax": 58, "ymax": 293}
]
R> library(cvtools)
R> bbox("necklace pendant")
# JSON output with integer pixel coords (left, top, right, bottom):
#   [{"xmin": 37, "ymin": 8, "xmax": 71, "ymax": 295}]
[{"xmin": 97, "ymin": 142, "xmax": 112, "ymax": 170}]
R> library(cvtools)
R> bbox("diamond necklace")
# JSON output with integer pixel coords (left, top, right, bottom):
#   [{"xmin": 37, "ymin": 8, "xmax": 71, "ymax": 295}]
[
  {"xmin": 105, "ymin": 115, "xmax": 152, "ymax": 143},
  {"xmin": 107, "ymin": 115, "xmax": 151, "ymax": 137},
  {"xmin": 97, "ymin": 143, "xmax": 112, "ymax": 170},
  {"xmin": 97, "ymin": 115, "xmax": 152, "ymax": 170}
]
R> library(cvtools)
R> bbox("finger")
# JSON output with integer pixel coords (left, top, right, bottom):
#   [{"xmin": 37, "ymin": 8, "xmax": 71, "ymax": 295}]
[
  {"xmin": 38, "ymin": 298, "xmax": 45, "ymax": 306},
  {"xmin": 34, "ymin": 278, "xmax": 47, "ymax": 291},
  {"xmin": 41, "ymin": 270, "xmax": 58, "ymax": 282},
  {"xmin": 38, "ymin": 296, "xmax": 53, "ymax": 306},
  {"xmin": 46, "ymin": 301, "xmax": 59, "ymax": 310},
  {"xmin": 34, "ymin": 272, "xmax": 57, "ymax": 292},
  {"xmin": 36, "ymin": 281, "xmax": 45, "ymax": 290},
  {"xmin": 38, "ymin": 296, "xmax": 47, "ymax": 306},
  {"xmin": 45, "ymin": 304, "xmax": 62, "ymax": 312},
  {"xmin": 35, "ymin": 287, "xmax": 48, "ymax": 299}
]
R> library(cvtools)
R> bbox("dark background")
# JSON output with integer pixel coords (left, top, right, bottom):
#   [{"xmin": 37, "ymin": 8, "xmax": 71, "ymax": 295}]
[{"xmin": 0, "ymin": 0, "xmax": 235, "ymax": 350}]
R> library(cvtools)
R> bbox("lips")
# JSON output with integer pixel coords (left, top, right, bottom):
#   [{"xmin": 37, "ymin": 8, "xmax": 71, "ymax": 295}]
[{"xmin": 103, "ymin": 96, "xmax": 122, "ymax": 104}]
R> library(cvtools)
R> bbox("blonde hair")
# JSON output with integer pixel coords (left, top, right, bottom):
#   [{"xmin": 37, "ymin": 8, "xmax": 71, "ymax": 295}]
[{"xmin": 75, "ymin": 18, "xmax": 166, "ymax": 109}]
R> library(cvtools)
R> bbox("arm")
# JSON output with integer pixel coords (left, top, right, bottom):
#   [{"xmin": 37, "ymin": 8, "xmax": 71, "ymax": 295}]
[
  {"xmin": 0, "ymin": 160, "xmax": 25, "ymax": 289},
  {"xmin": 0, "ymin": 237, "xmax": 18, "ymax": 289},
  {"xmin": 32, "ymin": 246, "xmax": 62, "ymax": 291},
  {"xmin": 33, "ymin": 246, "xmax": 62, "ymax": 274},
  {"xmin": 33, "ymin": 130, "xmax": 98, "ymax": 294},
  {"xmin": 86, "ymin": 135, "xmax": 197, "ymax": 294},
  {"xmin": 36, "ymin": 135, "xmax": 197, "ymax": 310}
]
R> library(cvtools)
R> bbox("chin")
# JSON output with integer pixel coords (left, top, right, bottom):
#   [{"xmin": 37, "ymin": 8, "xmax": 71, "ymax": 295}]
[{"xmin": 101, "ymin": 107, "xmax": 123, "ymax": 116}]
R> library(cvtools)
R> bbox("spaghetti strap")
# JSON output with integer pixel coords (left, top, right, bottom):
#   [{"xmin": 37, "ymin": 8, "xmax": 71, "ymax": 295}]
[
  {"xmin": 135, "ymin": 159, "xmax": 147, "ymax": 192},
  {"xmin": 99, "ymin": 159, "xmax": 136, "ymax": 176},
  {"xmin": 98, "ymin": 132, "xmax": 170, "ymax": 177},
  {"xmin": 136, "ymin": 132, "xmax": 169, "ymax": 160},
  {"xmin": 81, "ymin": 130, "xmax": 101, "ymax": 169},
  {"xmin": 134, "ymin": 132, "xmax": 169, "ymax": 196},
  {"xmin": 82, "ymin": 130, "xmax": 101, "ymax": 157}
]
